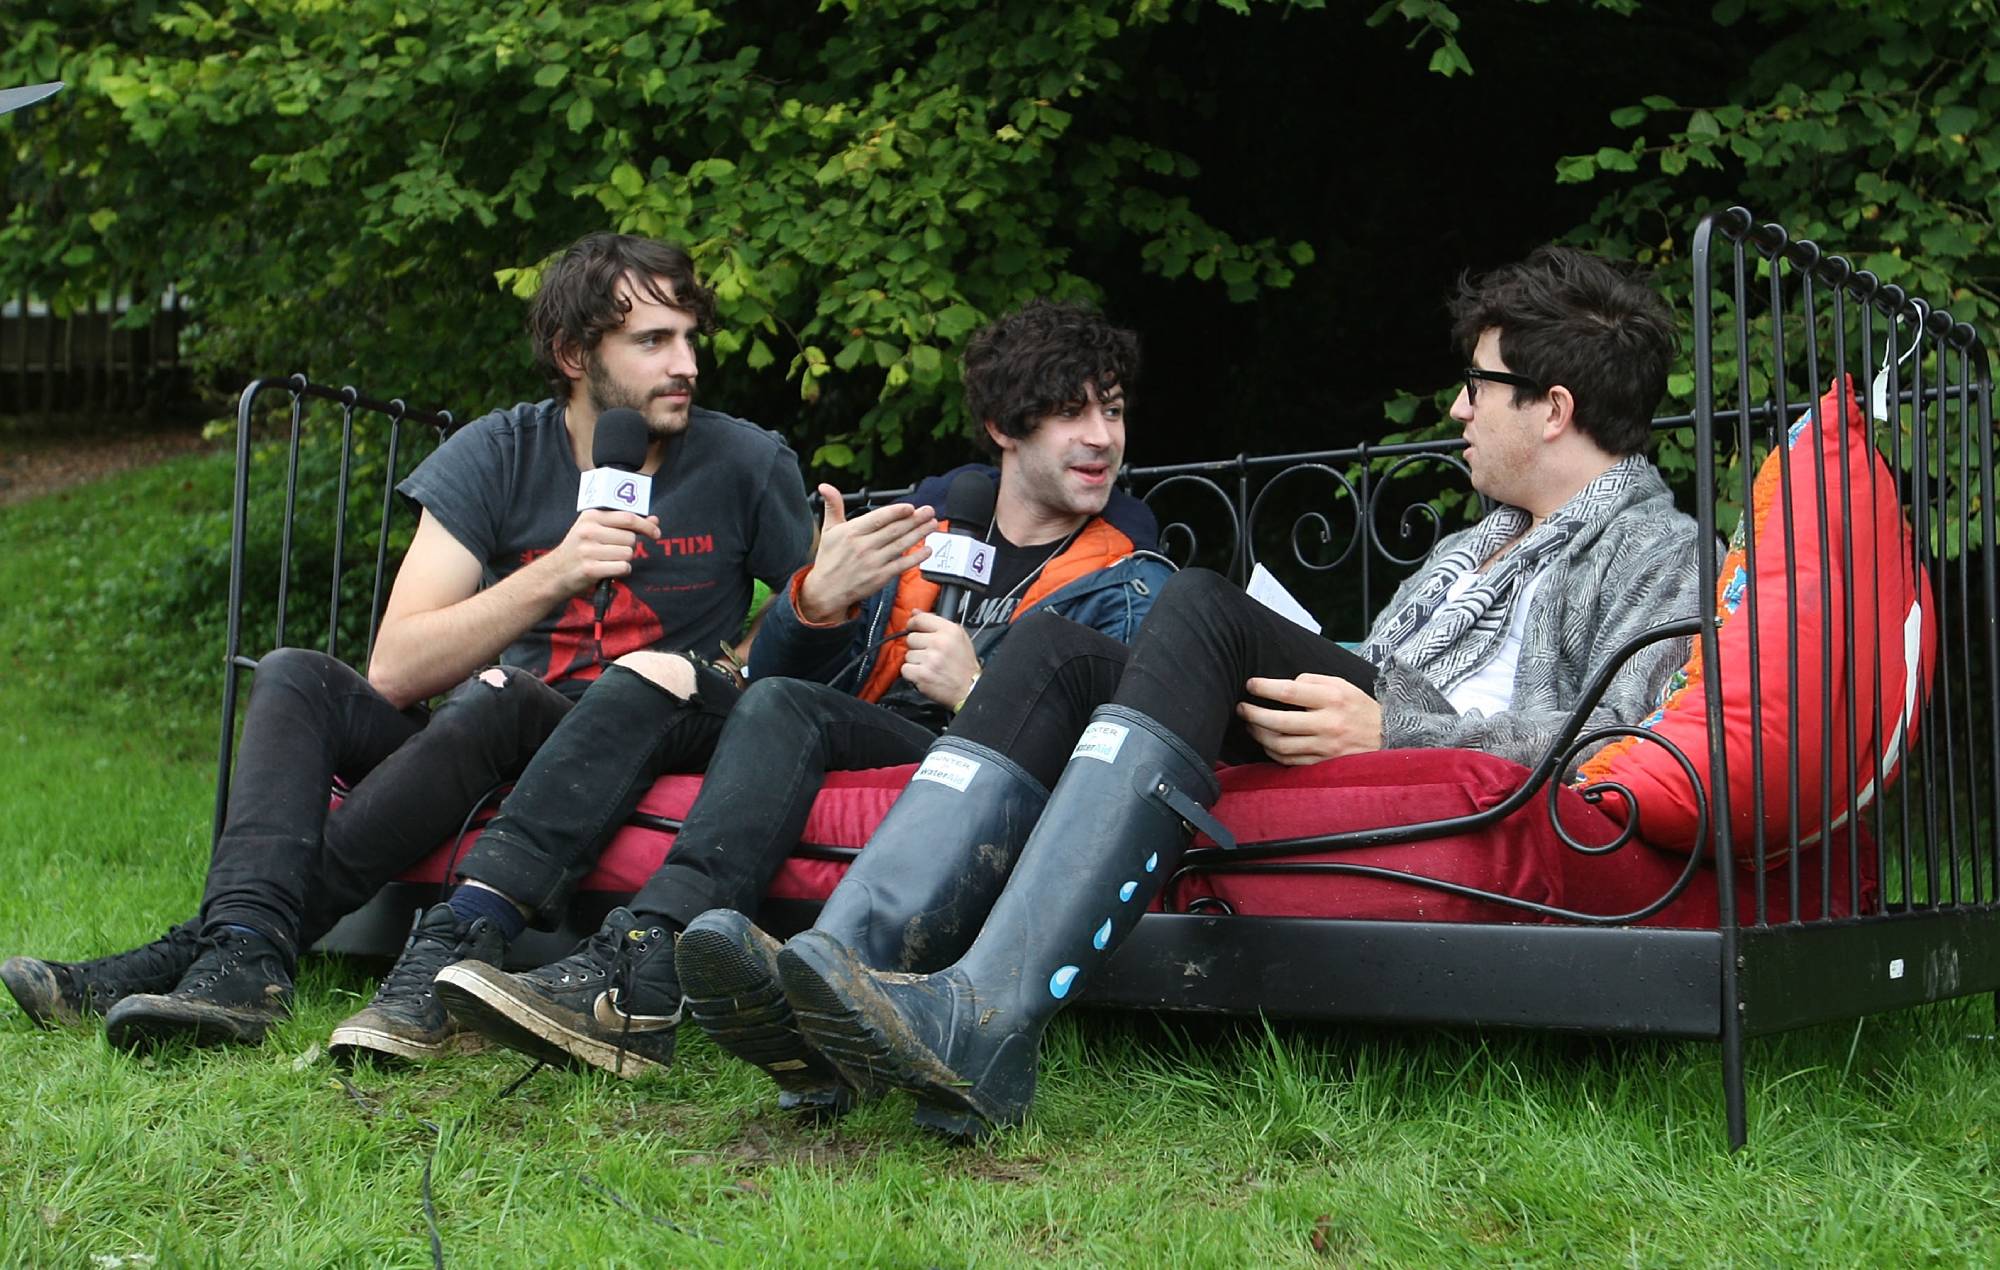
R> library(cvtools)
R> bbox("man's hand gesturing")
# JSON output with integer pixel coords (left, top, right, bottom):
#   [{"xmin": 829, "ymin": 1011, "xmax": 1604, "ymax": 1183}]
[
  {"xmin": 901, "ymin": 611, "xmax": 980, "ymax": 708},
  {"xmin": 546, "ymin": 509, "xmax": 662, "ymax": 597},
  {"xmin": 795, "ymin": 484, "xmax": 938, "ymax": 624},
  {"xmin": 1236, "ymin": 673, "xmax": 1383, "ymax": 765}
]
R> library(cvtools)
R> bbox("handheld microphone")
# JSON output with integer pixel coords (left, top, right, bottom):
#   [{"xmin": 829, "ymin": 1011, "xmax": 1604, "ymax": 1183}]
[
  {"xmin": 578, "ymin": 407, "xmax": 652, "ymax": 513},
  {"xmin": 921, "ymin": 470, "xmax": 999, "ymax": 624},
  {"xmin": 581, "ymin": 407, "xmax": 653, "ymax": 636}
]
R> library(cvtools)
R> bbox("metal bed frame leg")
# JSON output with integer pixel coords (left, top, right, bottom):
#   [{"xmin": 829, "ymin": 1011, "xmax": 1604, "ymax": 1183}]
[{"xmin": 1722, "ymin": 1004, "xmax": 1748, "ymax": 1150}]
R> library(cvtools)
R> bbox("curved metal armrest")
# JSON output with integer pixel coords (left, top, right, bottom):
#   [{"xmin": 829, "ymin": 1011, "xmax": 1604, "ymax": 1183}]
[{"xmin": 1172, "ymin": 617, "xmax": 1714, "ymax": 925}]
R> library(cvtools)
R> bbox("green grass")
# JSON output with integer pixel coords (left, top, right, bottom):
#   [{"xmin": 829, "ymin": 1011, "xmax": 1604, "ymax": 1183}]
[{"xmin": 4, "ymin": 455, "xmax": 2000, "ymax": 1265}]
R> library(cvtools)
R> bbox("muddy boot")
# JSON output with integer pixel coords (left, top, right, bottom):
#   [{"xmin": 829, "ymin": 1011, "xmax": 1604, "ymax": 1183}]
[
  {"xmin": 3, "ymin": 920, "xmax": 202, "ymax": 1026},
  {"xmin": 676, "ymin": 738, "xmax": 1049, "ymax": 1116},
  {"xmin": 437, "ymin": 908, "xmax": 682, "ymax": 1078},
  {"xmin": 780, "ymin": 705, "xmax": 1222, "ymax": 1137},
  {"xmin": 328, "ymin": 905, "xmax": 503, "ymax": 1063},
  {"xmin": 103, "ymin": 927, "xmax": 293, "ymax": 1050}
]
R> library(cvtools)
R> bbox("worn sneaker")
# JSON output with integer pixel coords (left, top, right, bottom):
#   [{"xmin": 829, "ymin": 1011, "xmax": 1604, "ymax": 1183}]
[
  {"xmin": 328, "ymin": 904, "xmax": 502, "ymax": 1063},
  {"xmin": 675, "ymin": 909, "xmax": 857, "ymax": 1116},
  {"xmin": 436, "ymin": 907, "xmax": 682, "ymax": 1079},
  {"xmin": 3, "ymin": 920, "xmax": 202, "ymax": 1026},
  {"xmin": 103, "ymin": 927, "xmax": 293, "ymax": 1050}
]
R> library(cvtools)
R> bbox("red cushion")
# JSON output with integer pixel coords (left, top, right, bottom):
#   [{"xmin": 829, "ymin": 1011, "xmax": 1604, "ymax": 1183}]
[
  {"xmin": 1577, "ymin": 376, "xmax": 1936, "ymax": 866},
  {"xmin": 408, "ymin": 768, "xmax": 917, "ymax": 902},
  {"xmin": 398, "ymin": 751, "xmax": 1872, "ymax": 930},
  {"xmin": 1175, "ymin": 751, "xmax": 1871, "ymax": 926}
]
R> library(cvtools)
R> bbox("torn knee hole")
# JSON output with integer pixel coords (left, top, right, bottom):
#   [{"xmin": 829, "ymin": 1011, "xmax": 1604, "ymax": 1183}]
[{"xmin": 477, "ymin": 667, "xmax": 510, "ymax": 689}]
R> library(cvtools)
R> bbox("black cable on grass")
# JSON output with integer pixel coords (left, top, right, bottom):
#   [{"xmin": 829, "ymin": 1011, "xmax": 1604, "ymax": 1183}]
[
  {"xmin": 579, "ymin": 1172, "xmax": 724, "ymax": 1246},
  {"xmin": 492, "ymin": 1059, "xmax": 547, "ymax": 1101},
  {"xmin": 335, "ymin": 1076, "xmax": 445, "ymax": 1267},
  {"xmin": 338, "ymin": 1059, "xmax": 602, "ymax": 1268},
  {"xmin": 417, "ymin": 1116, "xmax": 446, "ymax": 1270}
]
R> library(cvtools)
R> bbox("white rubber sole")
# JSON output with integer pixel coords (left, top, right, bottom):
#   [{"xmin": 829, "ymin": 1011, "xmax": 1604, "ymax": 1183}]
[
  {"xmin": 433, "ymin": 962, "xmax": 672, "ymax": 1078},
  {"xmin": 326, "ymin": 1022, "xmax": 490, "ymax": 1063}
]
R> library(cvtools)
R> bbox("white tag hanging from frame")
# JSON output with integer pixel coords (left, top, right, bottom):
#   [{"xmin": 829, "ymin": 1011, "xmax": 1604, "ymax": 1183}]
[{"xmin": 1870, "ymin": 313, "xmax": 1920, "ymax": 425}]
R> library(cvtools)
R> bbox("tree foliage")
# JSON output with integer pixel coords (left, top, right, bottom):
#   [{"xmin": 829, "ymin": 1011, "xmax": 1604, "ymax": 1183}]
[
  {"xmin": 1568, "ymin": 0, "xmax": 1998, "ymax": 329},
  {"xmin": 1, "ymin": 0, "xmax": 1316, "ymax": 473},
  {"xmin": 5, "ymin": 0, "xmax": 1995, "ymax": 476},
  {"xmin": 1364, "ymin": 0, "xmax": 1997, "ymax": 502}
]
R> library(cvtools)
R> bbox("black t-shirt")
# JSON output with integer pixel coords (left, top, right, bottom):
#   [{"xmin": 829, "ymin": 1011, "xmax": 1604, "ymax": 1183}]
[
  {"xmin": 959, "ymin": 532, "xmax": 1064, "ymax": 633},
  {"xmin": 397, "ymin": 400, "xmax": 814, "ymax": 696}
]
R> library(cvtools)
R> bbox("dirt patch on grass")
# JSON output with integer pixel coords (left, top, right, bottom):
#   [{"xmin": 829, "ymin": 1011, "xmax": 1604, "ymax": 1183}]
[
  {"xmin": 0, "ymin": 423, "xmax": 216, "ymax": 506},
  {"xmin": 681, "ymin": 1113, "xmax": 884, "ymax": 1171}
]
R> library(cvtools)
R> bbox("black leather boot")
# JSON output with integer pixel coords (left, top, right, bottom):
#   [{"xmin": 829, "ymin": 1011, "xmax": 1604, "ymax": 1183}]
[
  {"xmin": 676, "ymin": 737, "xmax": 1049, "ymax": 1113},
  {"xmin": 779, "ymin": 705, "xmax": 1223, "ymax": 1137}
]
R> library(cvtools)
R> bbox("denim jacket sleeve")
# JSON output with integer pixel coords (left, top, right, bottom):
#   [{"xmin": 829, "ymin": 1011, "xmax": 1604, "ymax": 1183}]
[
  {"xmin": 745, "ymin": 568, "xmax": 891, "ymax": 694},
  {"xmin": 1004, "ymin": 552, "xmax": 1174, "ymax": 644}
]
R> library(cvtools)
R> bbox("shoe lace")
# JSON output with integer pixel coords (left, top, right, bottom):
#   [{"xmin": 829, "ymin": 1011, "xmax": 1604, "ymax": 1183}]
[
  {"xmin": 534, "ymin": 921, "xmax": 624, "ymax": 990},
  {"xmin": 78, "ymin": 922, "xmax": 200, "ymax": 1003},
  {"xmin": 173, "ymin": 934, "xmax": 243, "ymax": 995},
  {"xmin": 376, "ymin": 921, "xmax": 463, "ymax": 1002},
  {"xmin": 611, "ymin": 931, "xmax": 642, "ymax": 1076}
]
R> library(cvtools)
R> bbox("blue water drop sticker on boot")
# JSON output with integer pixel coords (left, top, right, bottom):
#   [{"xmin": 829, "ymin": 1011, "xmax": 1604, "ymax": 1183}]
[
  {"xmin": 1119, "ymin": 881, "xmax": 1138, "ymax": 902},
  {"xmin": 1145, "ymin": 852, "xmax": 1158, "ymax": 873},
  {"xmin": 1049, "ymin": 965, "xmax": 1081, "ymax": 999},
  {"xmin": 1092, "ymin": 919, "xmax": 1112, "ymax": 950}
]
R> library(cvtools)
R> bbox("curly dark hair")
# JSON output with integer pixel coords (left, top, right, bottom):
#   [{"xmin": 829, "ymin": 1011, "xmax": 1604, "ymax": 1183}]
[
  {"xmin": 1447, "ymin": 245, "xmax": 1677, "ymax": 456},
  {"xmin": 527, "ymin": 233, "xmax": 718, "ymax": 399},
  {"xmin": 962, "ymin": 300, "xmax": 1140, "ymax": 454}
]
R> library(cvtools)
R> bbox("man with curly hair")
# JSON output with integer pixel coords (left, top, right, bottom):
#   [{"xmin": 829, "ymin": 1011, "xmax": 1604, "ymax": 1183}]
[{"xmin": 424, "ymin": 299, "xmax": 1173, "ymax": 1093}]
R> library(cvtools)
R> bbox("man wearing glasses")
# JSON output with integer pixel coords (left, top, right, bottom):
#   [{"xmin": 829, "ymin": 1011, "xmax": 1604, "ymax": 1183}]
[{"xmin": 678, "ymin": 244, "xmax": 1708, "ymax": 1136}]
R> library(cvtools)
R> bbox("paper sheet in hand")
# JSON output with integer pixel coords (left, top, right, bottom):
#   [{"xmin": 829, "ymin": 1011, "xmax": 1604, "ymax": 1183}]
[{"xmin": 1246, "ymin": 563, "xmax": 1321, "ymax": 634}]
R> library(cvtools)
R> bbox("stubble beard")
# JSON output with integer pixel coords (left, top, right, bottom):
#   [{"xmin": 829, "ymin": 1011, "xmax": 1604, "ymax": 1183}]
[
  {"xmin": 1034, "ymin": 449, "xmax": 1116, "ymax": 522},
  {"xmin": 587, "ymin": 369, "xmax": 694, "ymax": 437}
]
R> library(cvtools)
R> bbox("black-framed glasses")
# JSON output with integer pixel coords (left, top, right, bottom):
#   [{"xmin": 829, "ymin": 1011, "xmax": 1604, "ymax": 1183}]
[{"xmin": 1462, "ymin": 366, "xmax": 1545, "ymax": 403}]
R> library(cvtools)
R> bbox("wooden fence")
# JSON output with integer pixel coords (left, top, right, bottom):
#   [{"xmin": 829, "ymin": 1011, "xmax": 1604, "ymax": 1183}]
[{"xmin": 1, "ymin": 292, "xmax": 189, "ymax": 417}]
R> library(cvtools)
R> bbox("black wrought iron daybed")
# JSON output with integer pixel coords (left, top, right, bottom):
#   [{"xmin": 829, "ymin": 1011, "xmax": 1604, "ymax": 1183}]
[{"xmin": 217, "ymin": 208, "xmax": 1999, "ymax": 1149}]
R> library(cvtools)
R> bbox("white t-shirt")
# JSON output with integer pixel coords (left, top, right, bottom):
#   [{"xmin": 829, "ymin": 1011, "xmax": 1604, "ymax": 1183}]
[{"xmin": 1435, "ymin": 566, "xmax": 1547, "ymax": 716}]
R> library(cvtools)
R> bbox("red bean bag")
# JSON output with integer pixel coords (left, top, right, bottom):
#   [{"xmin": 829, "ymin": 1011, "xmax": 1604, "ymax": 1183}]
[{"xmin": 1576, "ymin": 376, "xmax": 1936, "ymax": 866}]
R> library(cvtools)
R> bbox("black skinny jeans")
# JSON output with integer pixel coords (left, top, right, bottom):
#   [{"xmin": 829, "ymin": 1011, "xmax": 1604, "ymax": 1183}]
[
  {"xmin": 201, "ymin": 649, "xmax": 576, "ymax": 960},
  {"xmin": 950, "ymin": 568, "xmax": 1378, "ymax": 787},
  {"xmin": 628, "ymin": 677, "xmax": 938, "ymax": 929},
  {"xmin": 454, "ymin": 659, "xmax": 742, "ymax": 922},
  {"xmin": 460, "ymin": 665, "xmax": 936, "ymax": 931}
]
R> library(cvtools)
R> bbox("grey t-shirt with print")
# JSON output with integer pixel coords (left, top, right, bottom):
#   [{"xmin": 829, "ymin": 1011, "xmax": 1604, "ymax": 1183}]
[{"xmin": 397, "ymin": 399, "xmax": 813, "ymax": 695}]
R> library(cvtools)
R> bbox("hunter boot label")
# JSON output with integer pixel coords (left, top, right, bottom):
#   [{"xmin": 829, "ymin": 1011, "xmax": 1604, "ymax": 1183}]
[
  {"xmin": 913, "ymin": 749, "xmax": 982, "ymax": 792},
  {"xmin": 1071, "ymin": 721, "xmax": 1129, "ymax": 764}
]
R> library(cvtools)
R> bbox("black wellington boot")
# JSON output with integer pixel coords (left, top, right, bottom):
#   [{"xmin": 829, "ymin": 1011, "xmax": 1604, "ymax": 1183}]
[
  {"xmin": 676, "ymin": 737, "xmax": 1049, "ymax": 1115},
  {"xmin": 779, "ymin": 704, "xmax": 1223, "ymax": 1137}
]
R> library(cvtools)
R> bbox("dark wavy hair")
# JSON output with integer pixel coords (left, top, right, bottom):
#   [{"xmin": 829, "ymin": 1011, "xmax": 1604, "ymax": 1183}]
[
  {"xmin": 962, "ymin": 300, "xmax": 1140, "ymax": 454},
  {"xmin": 527, "ymin": 233, "xmax": 718, "ymax": 399},
  {"xmin": 1447, "ymin": 245, "xmax": 1676, "ymax": 455}
]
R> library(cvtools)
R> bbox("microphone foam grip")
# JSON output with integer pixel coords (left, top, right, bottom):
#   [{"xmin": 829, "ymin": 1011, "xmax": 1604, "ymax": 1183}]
[
  {"xmin": 940, "ymin": 469, "xmax": 996, "ymax": 536},
  {"xmin": 592, "ymin": 407, "xmax": 651, "ymax": 472}
]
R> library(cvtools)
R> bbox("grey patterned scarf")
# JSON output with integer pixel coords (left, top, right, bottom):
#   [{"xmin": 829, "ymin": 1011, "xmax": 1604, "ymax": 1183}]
[{"xmin": 1360, "ymin": 453, "xmax": 1654, "ymax": 693}]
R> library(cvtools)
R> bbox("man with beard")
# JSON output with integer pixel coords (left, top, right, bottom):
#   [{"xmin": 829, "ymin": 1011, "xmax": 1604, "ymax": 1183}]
[
  {"xmin": 1, "ymin": 232, "xmax": 815, "ymax": 1053},
  {"xmin": 383, "ymin": 301, "xmax": 1171, "ymax": 1089}
]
